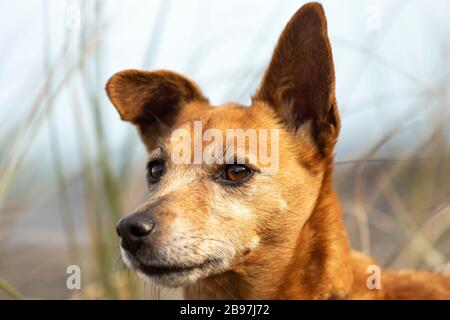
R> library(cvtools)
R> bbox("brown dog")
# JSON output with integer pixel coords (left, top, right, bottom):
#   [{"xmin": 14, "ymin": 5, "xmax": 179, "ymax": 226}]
[{"xmin": 106, "ymin": 2, "xmax": 450, "ymax": 299}]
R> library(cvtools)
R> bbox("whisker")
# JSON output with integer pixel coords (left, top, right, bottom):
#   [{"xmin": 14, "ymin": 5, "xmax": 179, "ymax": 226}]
[
  {"xmin": 213, "ymin": 278, "xmax": 237, "ymax": 300},
  {"xmin": 114, "ymin": 255, "xmax": 125, "ymax": 273}
]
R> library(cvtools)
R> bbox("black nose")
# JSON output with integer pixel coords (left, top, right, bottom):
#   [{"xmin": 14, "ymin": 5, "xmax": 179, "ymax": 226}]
[{"xmin": 116, "ymin": 213, "xmax": 155, "ymax": 254}]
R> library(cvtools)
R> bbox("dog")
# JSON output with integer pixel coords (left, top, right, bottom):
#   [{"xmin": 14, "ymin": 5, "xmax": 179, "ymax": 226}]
[{"xmin": 106, "ymin": 2, "xmax": 450, "ymax": 299}]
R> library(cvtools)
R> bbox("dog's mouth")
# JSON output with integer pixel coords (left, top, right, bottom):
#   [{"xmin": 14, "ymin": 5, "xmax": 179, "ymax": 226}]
[
  {"xmin": 138, "ymin": 259, "xmax": 220, "ymax": 277},
  {"xmin": 120, "ymin": 247, "xmax": 231, "ymax": 286}
]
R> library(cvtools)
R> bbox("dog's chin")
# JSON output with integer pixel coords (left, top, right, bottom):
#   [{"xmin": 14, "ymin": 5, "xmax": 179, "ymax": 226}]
[{"xmin": 120, "ymin": 248, "xmax": 228, "ymax": 288}]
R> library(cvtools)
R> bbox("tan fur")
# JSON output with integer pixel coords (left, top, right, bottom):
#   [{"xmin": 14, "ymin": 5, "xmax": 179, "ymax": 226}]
[{"xmin": 106, "ymin": 2, "xmax": 450, "ymax": 299}]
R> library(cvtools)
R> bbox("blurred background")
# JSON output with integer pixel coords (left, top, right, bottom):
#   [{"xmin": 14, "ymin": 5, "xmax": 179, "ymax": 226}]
[{"xmin": 0, "ymin": 0, "xmax": 449, "ymax": 299}]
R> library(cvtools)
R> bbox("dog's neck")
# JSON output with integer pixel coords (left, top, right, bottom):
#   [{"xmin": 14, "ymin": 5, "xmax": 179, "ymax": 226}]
[{"xmin": 184, "ymin": 166, "xmax": 354, "ymax": 299}]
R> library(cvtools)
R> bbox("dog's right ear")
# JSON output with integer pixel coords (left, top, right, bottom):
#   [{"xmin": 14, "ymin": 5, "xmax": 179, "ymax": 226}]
[{"xmin": 106, "ymin": 69, "xmax": 207, "ymax": 150}]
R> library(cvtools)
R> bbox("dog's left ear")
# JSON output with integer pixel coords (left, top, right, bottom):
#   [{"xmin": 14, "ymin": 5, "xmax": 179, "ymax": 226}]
[{"xmin": 254, "ymin": 3, "xmax": 339, "ymax": 156}]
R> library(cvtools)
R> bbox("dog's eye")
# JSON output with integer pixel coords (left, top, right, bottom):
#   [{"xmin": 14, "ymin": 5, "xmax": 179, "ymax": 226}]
[
  {"xmin": 147, "ymin": 160, "xmax": 164, "ymax": 184},
  {"xmin": 222, "ymin": 164, "xmax": 252, "ymax": 182}
]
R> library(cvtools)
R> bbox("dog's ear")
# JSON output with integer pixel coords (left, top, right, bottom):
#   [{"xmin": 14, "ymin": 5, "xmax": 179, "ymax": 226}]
[
  {"xmin": 254, "ymin": 3, "xmax": 339, "ymax": 156},
  {"xmin": 106, "ymin": 69, "xmax": 207, "ymax": 149}
]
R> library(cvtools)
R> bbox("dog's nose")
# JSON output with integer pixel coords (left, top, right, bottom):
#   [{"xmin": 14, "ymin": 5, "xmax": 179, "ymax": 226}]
[{"xmin": 116, "ymin": 214, "xmax": 155, "ymax": 254}]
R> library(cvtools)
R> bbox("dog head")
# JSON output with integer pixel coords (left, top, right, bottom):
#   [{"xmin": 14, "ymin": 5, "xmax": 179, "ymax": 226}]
[{"xmin": 106, "ymin": 3, "xmax": 339, "ymax": 288}]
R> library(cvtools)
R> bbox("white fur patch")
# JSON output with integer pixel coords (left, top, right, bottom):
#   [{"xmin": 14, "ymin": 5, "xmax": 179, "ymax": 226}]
[
  {"xmin": 249, "ymin": 235, "xmax": 260, "ymax": 250},
  {"xmin": 279, "ymin": 197, "xmax": 287, "ymax": 210},
  {"xmin": 230, "ymin": 202, "xmax": 251, "ymax": 217}
]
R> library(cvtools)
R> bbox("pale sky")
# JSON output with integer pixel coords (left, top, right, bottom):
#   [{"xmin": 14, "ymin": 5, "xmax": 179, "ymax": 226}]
[{"xmin": 1, "ymin": 0, "xmax": 449, "ymax": 169}]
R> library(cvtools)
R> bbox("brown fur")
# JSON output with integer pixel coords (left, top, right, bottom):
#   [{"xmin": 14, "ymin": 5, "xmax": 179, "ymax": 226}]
[{"xmin": 106, "ymin": 2, "xmax": 450, "ymax": 299}]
